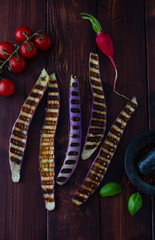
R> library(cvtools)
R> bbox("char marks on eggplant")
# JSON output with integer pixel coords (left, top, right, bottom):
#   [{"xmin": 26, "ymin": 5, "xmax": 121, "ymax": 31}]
[
  {"xmin": 9, "ymin": 69, "xmax": 50, "ymax": 183},
  {"xmin": 81, "ymin": 53, "xmax": 107, "ymax": 160},
  {"xmin": 39, "ymin": 73, "xmax": 60, "ymax": 211},
  {"xmin": 56, "ymin": 75, "xmax": 82, "ymax": 185},
  {"xmin": 73, "ymin": 97, "xmax": 138, "ymax": 206}
]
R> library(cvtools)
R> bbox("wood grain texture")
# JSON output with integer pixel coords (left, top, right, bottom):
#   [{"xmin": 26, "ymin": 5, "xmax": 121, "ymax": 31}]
[
  {"xmin": 47, "ymin": 1, "xmax": 101, "ymax": 239},
  {"xmin": 0, "ymin": 0, "xmax": 154, "ymax": 239},
  {"xmin": 0, "ymin": 0, "xmax": 47, "ymax": 240},
  {"xmin": 145, "ymin": 1, "xmax": 155, "ymax": 239},
  {"xmin": 146, "ymin": 0, "xmax": 155, "ymax": 130},
  {"xmin": 97, "ymin": 0, "xmax": 152, "ymax": 240}
]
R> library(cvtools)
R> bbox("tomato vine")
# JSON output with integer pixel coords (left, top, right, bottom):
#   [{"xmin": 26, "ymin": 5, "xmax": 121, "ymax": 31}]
[{"xmin": 0, "ymin": 30, "xmax": 41, "ymax": 72}]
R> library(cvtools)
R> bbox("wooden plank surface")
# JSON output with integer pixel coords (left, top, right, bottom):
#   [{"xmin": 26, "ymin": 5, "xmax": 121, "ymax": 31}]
[
  {"xmin": 97, "ymin": 1, "xmax": 152, "ymax": 239},
  {"xmin": 0, "ymin": 1, "xmax": 47, "ymax": 240},
  {"xmin": 145, "ymin": 0, "xmax": 155, "ymax": 239},
  {"xmin": 47, "ymin": 1, "xmax": 101, "ymax": 240},
  {"xmin": 0, "ymin": 0, "xmax": 154, "ymax": 240}
]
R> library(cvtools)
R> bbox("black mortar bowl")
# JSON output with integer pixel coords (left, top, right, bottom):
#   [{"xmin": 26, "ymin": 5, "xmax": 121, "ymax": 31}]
[{"xmin": 124, "ymin": 130, "xmax": 155, "ymax": 195}]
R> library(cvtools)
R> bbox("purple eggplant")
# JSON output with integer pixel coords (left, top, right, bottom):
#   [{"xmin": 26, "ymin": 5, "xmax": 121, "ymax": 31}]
[
  {"xmin": 73, "ymin": 97, "xmax": 138, "ymax": 206},
  {"xmin": 81, "ymin": 53, "xmax": 107, "ymax": 160},
  {"xmin": 56, "ymin": 75, "xmax": 82, "ymax": 185},
  {"xmin": 9, "ymin": 69, "xmax": 50, "ymax": 182},
  {"xmin": 39, "ymin": 73, "xmax": 60, "ymax": 211}
]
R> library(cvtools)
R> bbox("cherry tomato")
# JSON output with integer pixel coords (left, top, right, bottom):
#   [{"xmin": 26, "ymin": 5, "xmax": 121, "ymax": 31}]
[
  {"xmin": 0, "ymin": 42, "xmax": 14, "ymax": 59},
  {"xmin": 0, "ymin": 79, "xmax": 15, "ymax": 96},
  {"xmin": 9, "ymin": 54, "xmax": 26, "ymax": 73},
  {"xmin": 34, "ymin": 33, "xmax": 52, "ymax": 51},
  {"xmin": 15, "ymin": 26, "xmax": 32, "ymax": 43},
  {"xmin": 19, "ymin": 41, "xmax": 37, "ymax": 59}
]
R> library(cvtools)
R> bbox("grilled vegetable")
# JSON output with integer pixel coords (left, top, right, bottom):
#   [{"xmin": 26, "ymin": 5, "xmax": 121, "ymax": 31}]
[
  {"xmin": 57, "ymin": 75, "xmax": 82, "ymax": 185},
  {"xmin": 81, "ymin": 53, "xmax": 106, "ymax": 160},
  {"xmin": 73, "ymin": 97, "xmax": 138, "ymax": 206},
  {"xmin": 39, "ymin": 73, "xmax": 60, "ymax": 211},
  {"xmin": 9, "ymin": 69, "xmax": 50, "ymax": 182},
  {"xmin": 138, "ymin": 147, "xmax": 155, "ymax": 176}
]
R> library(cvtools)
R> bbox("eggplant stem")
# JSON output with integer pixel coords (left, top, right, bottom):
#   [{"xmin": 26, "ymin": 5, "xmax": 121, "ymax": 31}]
[{"xmin": 109, "ymin": 56, "xmax": 129, "ymax": 100}]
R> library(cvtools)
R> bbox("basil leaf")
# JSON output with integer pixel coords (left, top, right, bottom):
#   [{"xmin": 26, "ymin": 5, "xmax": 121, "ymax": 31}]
[
  {"xmin": 99, "ymin": 182, "xmax": 122, "ymax": 197},
  {"xmin": 128, "ymin": 192, "xmax": 143, "ymax": 216}
]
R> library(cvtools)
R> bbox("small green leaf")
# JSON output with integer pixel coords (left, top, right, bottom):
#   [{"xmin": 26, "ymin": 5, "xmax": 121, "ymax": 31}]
[
  {"xmin": 128, "ymin": 192, "xmax": 143, "ymax": 216},
  {"xmin": 99, "ymin": 182, "xmax": 122, "ymax": 197}
]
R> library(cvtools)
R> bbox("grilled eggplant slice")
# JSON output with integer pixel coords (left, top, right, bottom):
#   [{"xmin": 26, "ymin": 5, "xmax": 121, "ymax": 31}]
[
  {"xmin": 39, "ymin": 73, "xmax": 60, "ymax": 211},
  {"xmin": 57, "ymin": 75, "xmax": 82, "ymax": 185},
  {"xmin": 9, "ymin": 69, "xmax": 50, "ymax": 182},
  {"xmin": 81, "ymin": 53, "xmax": 107, "ymax": 160},
  {"xmin": 73, "ymin": 97, "xmax": 138, "ymax": 206}
]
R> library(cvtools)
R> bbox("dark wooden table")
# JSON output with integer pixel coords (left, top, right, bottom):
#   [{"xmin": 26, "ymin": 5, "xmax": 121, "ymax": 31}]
[{"xmin": 0, "ymin": 0, "xmax": 154, "ymax": 239}]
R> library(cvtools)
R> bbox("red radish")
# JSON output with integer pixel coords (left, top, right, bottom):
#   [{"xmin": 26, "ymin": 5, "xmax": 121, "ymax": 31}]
[{"xmin": 80, "ymin": 13, "xmax": 128, "ymax": 100}]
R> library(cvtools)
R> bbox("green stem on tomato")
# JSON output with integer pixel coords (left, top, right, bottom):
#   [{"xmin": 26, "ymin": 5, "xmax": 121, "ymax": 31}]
[
  {"xmin": 23, "ymin": 32, "xmax": 33, "ymax": 50},
  {"xmin": 16, "ymin": 52, "xmax": 20, "ymax": 61},
  {"xmin": 39, "ymin": 35, "xmax": 45, "ymax": 40},
  {"xmin": 23, "ymin": 32, "xmax": 29, "ymax": 40},
  {"xmin": 7, "ymin": 64, "xmax": 12, "ymax": 72},
  {"xmin": 1, "ymin": 49, "xmax": 12, "ymax": 57},
  {"xmin": 26, "ymin": 41, "xmax": 32, "ymax": 50},
  {"xmin": 0, "ymin": 30, "xmax": 42, "ymax": 72}
]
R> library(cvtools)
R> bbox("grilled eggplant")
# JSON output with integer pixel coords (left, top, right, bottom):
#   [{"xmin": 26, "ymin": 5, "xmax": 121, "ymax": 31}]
[
  {"xmin": 73, "ymin": 97, "xmax": 138, "ymax": 206},
  {"xmin": 56, "ymin": 75, "xmax": 82, "ymax": 185},
  {"xmin": 39, "ymin": 73, "xmax": 60, "ymax": 211},
  {"xmin": 81, "ymin": 53, "xmax": 106, "ymax": 160},
  {"xmin": 9, "ymin": 69, "xmax": 50, "ymax": 182}
]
